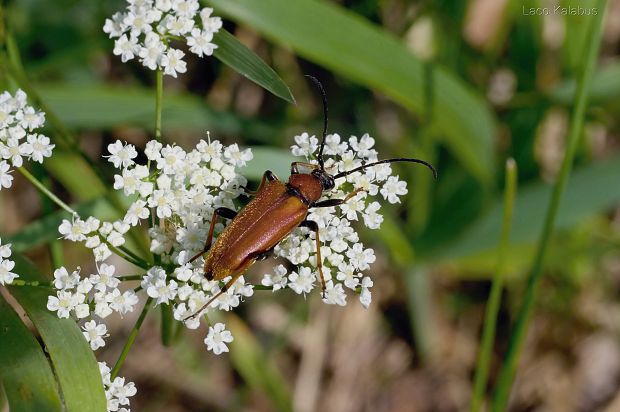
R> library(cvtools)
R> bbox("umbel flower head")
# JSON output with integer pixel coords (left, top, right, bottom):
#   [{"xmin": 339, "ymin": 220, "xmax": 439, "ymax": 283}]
[
  {"xmin": 0, "ymin": 89, "xmax": 54, "ymax": 190},
  {"xmin": 104, "ymin": 0, "xmax": 222, "ymax": 77},
  {"xmin": 49, "ymin": 132, "xmax": 411, "ymax": 362}
]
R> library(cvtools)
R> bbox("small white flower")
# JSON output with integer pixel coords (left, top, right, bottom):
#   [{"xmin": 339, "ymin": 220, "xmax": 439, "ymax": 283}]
[
  {"xmin": 261, "ymin": 264, "xmax": 288, "ymax": 292},
  {"xmin": 0, "ymin": 258, "xmax": 18, "ymax": 285},
  {"xmin": 26, "ymin": 134, "xmax": 54, "ymax": 162},
  {"xmin": 290, "ymin": 132, "xmax": 318, "ymax": 157},
  {"xmin": 0, "ymin": 239, "xmax": 12, "ymax": 259},
  {"xmin": 47, "ymin": 291, "xmax": 78, "ymax": 319},
  {"xmin": 204, "ymin": 322, "xmax": 233, "ymax": 355},
  {"xmin": 107, "ymin": 141, "xmax": 138, "ymax": 169},
  {"xmin": 108, "ymin": 289, "xmax": 139, "ymax": 315},
  {"xmin": 288, "ymin": 267, "xmax": 315, "ymax": 295},
  {"xmin": 346, "ymin": 243, "xmax": 376, "ymax": 271},
  {"xmin": 0, "ymin": 160, "xmax": 13, "ymax": 189},
  {"xmin": 147, "ymin": 278, "xmax": 178, "ymax": 305},
  {"xmin": 52, "ymin": 266, "xmax": 81, "ymax": 290},
  {"xmin": 161, "ymin": 48, "xmax": 187, "ymax": 78},
  {"xmin": 113, "ymin": 34, "xmax": 140, "ymax": 62},
  {"xmin": 187, "ymin": 28, "xmax": 217, "ymax": 57},
  {"xmin": 82, "ymin": 320, "xmax": 108, "ymax": 350},
  {"xmin": 360, "ymin": 276, "xmax": 373, "ymax": 308},
  {"xmin": 322, "ymin": 282, "xmax": 347, "ymax": 306},
  {"xmin": 380, "ymin": 175, "xmax": 408, "ymax": 204}
]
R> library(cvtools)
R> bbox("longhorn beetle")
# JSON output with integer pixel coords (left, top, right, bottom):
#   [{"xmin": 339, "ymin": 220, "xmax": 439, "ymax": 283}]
[{"xmin": 185, "ymin": 76, "xmax": 436, "ymax": 320}]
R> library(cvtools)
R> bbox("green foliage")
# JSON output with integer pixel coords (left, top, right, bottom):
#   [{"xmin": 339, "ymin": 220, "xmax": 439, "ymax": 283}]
[
  {"xmin": 0, "ymin": 295, "xmax": 62, "ymax": 412},
  {"xmin": 209, "ymin": 0, "xmax": 496, "ymax": 184},
  {"xmin": 213, "ymin": 29, "xmax": 295, "ymax": 104},
  {"xmin": 5, "ymin": 256, "xmax": 107, "ymax": 411}
]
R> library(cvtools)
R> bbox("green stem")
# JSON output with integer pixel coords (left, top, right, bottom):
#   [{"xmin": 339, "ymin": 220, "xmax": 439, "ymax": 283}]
[
  {"xmin": 105, "ymin": 242, "xmax": 150, "ymax": 270},
  {"xmin": 492, "ymin": 2, "xmax": 607, "ymax": 410},
  {"xmin": 18, "ymin": 167, "xmax": 76, "ymax": 215},
  {"xmin": 111, "ymin": 298, "xmax": 153, "ymax": 380},
  {"xmin": 10, "ymin": 279, "xmax": 51, "ymax": 287},
  {"xmin": 155, "ymin": 69, "xmax": 163, "ymax": 141},
  {"xmin": 470, "ymin": 159, "xmax": 517, "ymax": 412},
  {"xmin": 118, "ymin": 275, "xmax": 144, "ymax": 282}
]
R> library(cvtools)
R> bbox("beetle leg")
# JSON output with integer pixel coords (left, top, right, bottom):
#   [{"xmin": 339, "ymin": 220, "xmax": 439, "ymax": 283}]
[
  {"xmin": 188, "ymin": 207, "xmax": 238, "ymax": 263},
  {"xmin": 242, "ymin": 170, "xmax": 278, "ymax": 195},
  {"xmin": 184, "ymin": 249, "xmax": 271, "ymax": 321},
  {"xmin": 299, "ymin": 219, "xmax": 327, "ymax": 297},
  {"xmin": 310, "ymin": 188, "xmax": 367, "ymax": 208}
]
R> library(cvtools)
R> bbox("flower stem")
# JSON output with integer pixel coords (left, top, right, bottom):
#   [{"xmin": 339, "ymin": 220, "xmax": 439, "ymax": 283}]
[
  {"xmin": 492, "ymin": 2, "xmax": 607, "ymax": 410},
  {"xmin": 118, "ymin": 275, "xmax": 144, "ymax": 282},
  {"xmin": 469, "ymin": 159, "xmax": 517, "ymax": 412},
  {"xmin": 155, "ymin": 69, "xmax": 163, "ymax": 142},
  {"xmin": 18, "ymin": 167, "xmax": 76, "ymax": 215},
  {"xmin": 111, "ymin": 298, "xmax": 153, "ymax": 380},
  {"xmin": 10, "ymin": 279, "xmax": 51, "ymax": 287}
]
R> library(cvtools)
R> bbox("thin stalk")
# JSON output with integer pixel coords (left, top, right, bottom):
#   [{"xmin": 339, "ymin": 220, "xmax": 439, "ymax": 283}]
[
  {"xmin": 10, "ymin": 279, "xmax": 51, "ymax": 287},
  {"xmin": 111, "ymin": 298, "xmax": 153, "ymax": 380},
  {"xmin": 160, "ymin": 304, "xmax": 174, "ymax": 346},
  {"xmin": 492, "ymin": 2, "xmax": 607, "ymax": 410},
  {"xmin": 117, "ymin": 275, "xmax": 144, "ymax": 282},
  {"xmin": 470, "ymin": 159, "xmax": 517, "ymax": 412},
  {"xmin": 105, "ymin": 242, "xmax": 150, "ymax": 270},
  {"xmin": 155, "ymin": 69, "xmax": 163, "ymax": 141},
  {"xmin": 19, "ymin": 167, "xmax": 76, "ymax": 215}
]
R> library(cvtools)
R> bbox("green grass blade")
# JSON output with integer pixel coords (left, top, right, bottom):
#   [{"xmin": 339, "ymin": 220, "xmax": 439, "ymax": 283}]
[
  {"xmin": 7, "ymin": 255, "xmax": 107, "ymax": 412},
  {"xmin": 227, "ymin": 314, "xmax": 293, "ymax": 412},
  {"xmin": 492, "ymin": 1, "xmax": 607, "ymax": 409},
  {"xmin": 0, "ymin": 295, "xmax": 62, "ymax": 412},
  {"xmin": 470, "ymin": 159, "xmax": 517, "ymax": 412},
  {"xmin": 209, "ymin": 0, "xmax": 496, "ymax": 183},
  {"xmin": 214, "ymin": 29, "xmax": 295, "ymax": 104}
]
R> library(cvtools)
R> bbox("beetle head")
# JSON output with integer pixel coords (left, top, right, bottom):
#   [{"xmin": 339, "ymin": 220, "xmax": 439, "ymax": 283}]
[{"xmin": 311, "ymin": 168, "xmax": 335, "ymax": 191}]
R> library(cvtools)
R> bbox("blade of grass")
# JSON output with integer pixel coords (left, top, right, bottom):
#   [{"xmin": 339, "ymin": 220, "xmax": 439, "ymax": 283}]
[
  {"xmin": 492, "ymin": 2, "xmax": 607, "ymax": 409},
  {"xmin": 470, "ymin": 159, "xmax": 517, "ymax": 412},
  {"xmin": 0, "ymin": 294, "xmax": 62, "ymax": 412},
  {"xmin": 209, "ymin": 0, "xmax": 496, "ymax": 183},
  {"xmin": 213, "ymin": 29, "xmax": 295, "ymax": 104},
  {"xmin": 7, "ymin": 255, "xmax": 107, "ymax": 411}
]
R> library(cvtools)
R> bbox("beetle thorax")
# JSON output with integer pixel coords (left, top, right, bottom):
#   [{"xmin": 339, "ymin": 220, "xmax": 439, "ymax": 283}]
[{"xmin": 288, "ymin": 173, "xmax": 323, "ymax": 204}]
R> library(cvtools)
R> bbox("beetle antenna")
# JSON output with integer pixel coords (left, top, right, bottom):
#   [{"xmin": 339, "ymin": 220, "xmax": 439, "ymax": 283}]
[
  {"xmin": 333, "ymin": 157, "xmax": 437, "ymax": 180},
  {"xmin": 304, "ymin": 75, "xmax": 328, "ymax": 170}
]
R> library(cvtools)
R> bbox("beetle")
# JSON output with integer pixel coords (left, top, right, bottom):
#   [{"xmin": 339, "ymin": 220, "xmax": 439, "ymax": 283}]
[{"xmin": 185, "ymin": 76, "xmax": 436, "ymax": 320}]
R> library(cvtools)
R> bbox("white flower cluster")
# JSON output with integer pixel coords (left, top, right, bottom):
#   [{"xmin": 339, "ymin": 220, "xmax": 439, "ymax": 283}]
[
  {"xmin": 0, "ymin": 239, "xmax": 17, "ymax": 285},
  {"xmin": 103, "ymin": 0, "xmax": 222, "ymax": 77},
  {"xmin": 99, "ymin": 362, "xmax": 137, "ymax": 412},
  {"xmin": 48, "ymin": 132, "xmax": 406, "ymax": 356},
  {"xmin": 0, "ymin": 89, "xmax": 54, "ymax": 190},
  {"xmin": 47, "ymin": 264, "xmax": 139, "ymax": 346},
  {"xmin": 262, "ymin": 132, "xmax": 408, "ymax": 309}
]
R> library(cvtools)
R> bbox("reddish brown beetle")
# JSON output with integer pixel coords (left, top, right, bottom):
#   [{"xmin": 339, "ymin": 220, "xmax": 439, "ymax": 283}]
[{"xmin": 186, "ymin": 76, "xmax": 436, "ymax": 319}]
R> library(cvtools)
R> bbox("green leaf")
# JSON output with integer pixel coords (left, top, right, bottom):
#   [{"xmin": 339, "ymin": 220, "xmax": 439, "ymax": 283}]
[
  {"xmin": 426, "ymin": 153, "xmax": 620, "ymax": 262},
  {"xmin": 7, "ymin": 256, "xmax": 107, "ymax": 412},
  {"xmin": 0, "ymin": 295, "xmax": 62, "ymax": 412},
  {"xmin": 226, "ymin": 314, "xmax": 293, "ymax": 412},
  {"xmin": 209, "ymin": 0, "xmax": 496, "ymax": 183},
  {"xmin": 213, "ymin": 29, "xmax": 295, "ymax": 104}
]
